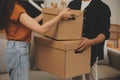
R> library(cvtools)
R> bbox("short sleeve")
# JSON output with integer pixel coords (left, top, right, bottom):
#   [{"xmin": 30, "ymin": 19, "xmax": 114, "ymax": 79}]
[{"xmin": 10, "ymin": 4, "xmax": 26, "ymax": 22}]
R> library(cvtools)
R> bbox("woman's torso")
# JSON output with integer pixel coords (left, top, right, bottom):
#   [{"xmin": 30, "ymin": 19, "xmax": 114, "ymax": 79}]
[{"xmin": 6, "ymin": 3, "xmax": 32, "ymax": 42}]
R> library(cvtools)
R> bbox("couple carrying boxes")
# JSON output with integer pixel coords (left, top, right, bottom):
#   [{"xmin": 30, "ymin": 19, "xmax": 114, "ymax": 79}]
[{"xmin": 34, "ymin": 7, "xmax": 91, "ymax": 79}]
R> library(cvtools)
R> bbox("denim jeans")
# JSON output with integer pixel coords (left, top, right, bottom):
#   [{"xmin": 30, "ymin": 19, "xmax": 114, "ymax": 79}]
[{"xmin": 5, "ymin": 41, "xmax": 30, "ymax": 80}]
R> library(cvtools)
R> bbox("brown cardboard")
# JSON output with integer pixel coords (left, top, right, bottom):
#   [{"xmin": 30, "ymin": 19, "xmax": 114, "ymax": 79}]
[
  {"xmin": 118, "ymin": 39, "xmax": 120, "ymax": 49},
  {"xmin": 106, "ymin": 40, "xmax": 117, "ymax": 48},
  {"xmin": 109, "ymin": 24, "xmax": 120, "ymax": 40},
  {"xmin": 34, "ymin": 36, "xmax": 91, "ymax": 78},
  {"xmin": 110, "ymin": 32, "xmax": 119, "ymax": 40},
  {"xmin": 43, "ymin": 8, "xmax": 83, "ymax": 40}
]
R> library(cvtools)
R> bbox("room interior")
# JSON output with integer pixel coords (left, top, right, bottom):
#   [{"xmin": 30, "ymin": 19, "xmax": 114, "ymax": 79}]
[{"xmin": 0, "ymin": 0, "xmax": 120, "ymax": 80}]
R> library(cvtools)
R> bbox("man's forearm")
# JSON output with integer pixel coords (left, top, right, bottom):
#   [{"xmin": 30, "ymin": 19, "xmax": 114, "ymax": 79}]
[{"xmin": 90, "ymin": 33, "xmax": 105, "ymax": 45}]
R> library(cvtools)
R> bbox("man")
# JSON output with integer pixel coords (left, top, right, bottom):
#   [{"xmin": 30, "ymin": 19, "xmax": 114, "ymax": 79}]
[{"xmin": 68, "ymin": 0, "xmax": 111, "ymax": 80}]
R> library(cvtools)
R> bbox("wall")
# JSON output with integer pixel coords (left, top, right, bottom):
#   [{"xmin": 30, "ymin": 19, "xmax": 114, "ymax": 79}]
[
  {"xmin": 44, "ymin": 0, "xmax": 120, "ymax": 24},
  {"xmin": 119, "ymin": 0, "xmax": 120, "ymax": 25},
  {"xmin": 44, "ymin": 0, "xmax": 72, "ymax": 8},
  {"xmin": 102, "ymin": 0, "xmax": 120, "ymax": 24}
]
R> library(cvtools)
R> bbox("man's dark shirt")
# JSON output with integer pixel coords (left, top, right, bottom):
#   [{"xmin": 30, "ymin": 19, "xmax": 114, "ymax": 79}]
[{"xmin": 68, "ymin": 0, "xmax": 111, "ymax": 66}]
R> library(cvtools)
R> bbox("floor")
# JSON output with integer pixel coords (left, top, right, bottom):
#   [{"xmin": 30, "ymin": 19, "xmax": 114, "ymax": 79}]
[
  {"xmin": 0, "ymin": 70, "xmax": 72, "ymax": 80},
  {"xmin": 1, "ymin": 70, "xmax": 119, "ymax": 80}
]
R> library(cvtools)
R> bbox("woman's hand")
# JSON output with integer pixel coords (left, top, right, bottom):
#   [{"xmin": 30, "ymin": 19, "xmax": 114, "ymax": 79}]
[{"xmin": 58, "ymin": 8, "xmax": 72, "ymax": 20}]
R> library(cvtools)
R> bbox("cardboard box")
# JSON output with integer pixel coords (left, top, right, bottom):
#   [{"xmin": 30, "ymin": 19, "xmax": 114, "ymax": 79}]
[
  {"xmin": 110, "ymin": 32, "xmax": 119, "ymax": 40},
  {"xmin": 34, "ymin": 36, "xmax": 91, "ymax": 78},
  {"xmin": 109, "ymin": 24, "xmax": 120, "ymax": 40},
  {"xmin": 106, "ymin": 40, "xmax": 117, "ymax": 48},
  {"xmin": 109, "ymin": 25, "xmax": 120, "ymax": 33},
  {"xmin": 43, "ymin": 8, "xmax": 83, "ymax": 40},
  {"xmin": 118, "ymin": 39, "xmax": 120, "ymax": 49}
]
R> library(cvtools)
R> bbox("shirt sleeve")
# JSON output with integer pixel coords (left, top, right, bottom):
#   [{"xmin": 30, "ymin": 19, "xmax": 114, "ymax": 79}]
[
  {"xmin": 10, "ymin": 4, "xmax": 26, "ymax": 22},
  {"xmin": 97, "ymin": 4, "xmax": 111, "ymax": 40}
]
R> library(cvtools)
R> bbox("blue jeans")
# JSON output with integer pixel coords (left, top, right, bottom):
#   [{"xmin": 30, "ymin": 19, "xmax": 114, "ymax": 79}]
[{"xmin": 5, "ymin": 41, "xmax": 30, "ymax": 80}]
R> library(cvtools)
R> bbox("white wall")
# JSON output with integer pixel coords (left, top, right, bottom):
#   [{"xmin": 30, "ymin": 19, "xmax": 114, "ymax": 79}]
[
  {"xmin": 119, "ymin": 1, "xmax": 120, "ymax": 25},
  {"xmin": 44, "ymin": 0, "xmax": 120, "ymax": 24},
  {"xmin": 102, "ymin": 0, "xmax": 120, "ymax": 24},
  {"xmin": 44, "ymin": 0, "xmax": 72, "ymax": 8}
]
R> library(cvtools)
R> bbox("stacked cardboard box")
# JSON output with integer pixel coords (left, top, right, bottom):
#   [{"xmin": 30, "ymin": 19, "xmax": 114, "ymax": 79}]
[
  {"xmin": 118, "ymin": 39, "xmax": 120, "ymax": 49},
  {"xmin": 109, "ymin": 24, "xmax": 120, "ymax": 40},
  {"xmin": 106, "ymin": 39, "xmax": 120, "ymax": 51},
  {"xmin": 43, "ymin": 8, "xmax": 83, "ymax": 40},
  {"xmin": 106, "ymin": 40, "xmax": 118, "ymax": 48},
  {"xmin": 108, "ymin": 24, "xmax": 120, "ymax": 51},
  {"xmin": 34, "ymin": 8, "xmax": 91, "ymax": 78}
]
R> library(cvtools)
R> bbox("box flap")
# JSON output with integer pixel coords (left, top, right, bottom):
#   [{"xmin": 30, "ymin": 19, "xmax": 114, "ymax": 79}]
[
  {"xmin": 43, "ymin": 8, "xmax": 83, "ymax": 17},
  {"xmin": 34, "ymin": 36, "xmax": 82, "ymax": 51},
  {"xmin": 43, "ymin": 8, "xmax": 59, "ymax": 15},
  {"xmin": 66, "ymin": 9, "xmax": 83, "ymax": 17}
]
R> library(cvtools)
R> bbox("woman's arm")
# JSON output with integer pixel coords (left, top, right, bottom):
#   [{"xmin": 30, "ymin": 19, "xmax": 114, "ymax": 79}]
[
  {"xmin": 34, "ymin": 13, "xmax": 43, "ymax": 22},
  {"xmin": 19, "ymin": 8, "xmax": 71, "ymax": 34}
]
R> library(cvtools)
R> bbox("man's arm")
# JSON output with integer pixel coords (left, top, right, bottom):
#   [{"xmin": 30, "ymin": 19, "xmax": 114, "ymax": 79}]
[{"xmin": 76, "ymin": 33, "xmax": 105, "ymax": 51}]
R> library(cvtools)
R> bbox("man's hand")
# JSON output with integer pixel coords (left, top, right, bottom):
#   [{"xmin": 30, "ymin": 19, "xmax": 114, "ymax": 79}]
[
  {"xmin": 76, "ymin": 33, "xmax": 105, "ymax": 52},
  {"xmin": 76, "ymin": 37, "xmax": 93, "ymax": 52}
]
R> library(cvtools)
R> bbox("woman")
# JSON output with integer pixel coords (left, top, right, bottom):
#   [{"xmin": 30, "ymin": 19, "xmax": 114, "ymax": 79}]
[{"xmin": 0, "ymin": 0, "xmax": 72, "ymax": 80}]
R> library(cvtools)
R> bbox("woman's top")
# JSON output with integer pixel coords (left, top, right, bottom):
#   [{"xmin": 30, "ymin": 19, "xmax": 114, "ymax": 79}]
[{"xmin": 6, "ymin": 3, "xmax": 32, "ymax": 42}]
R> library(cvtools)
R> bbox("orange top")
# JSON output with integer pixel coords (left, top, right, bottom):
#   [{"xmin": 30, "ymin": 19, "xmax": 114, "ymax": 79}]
[{"xmin": 6, "ymin": 3, "xmax": 32, "ymax": 42}]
